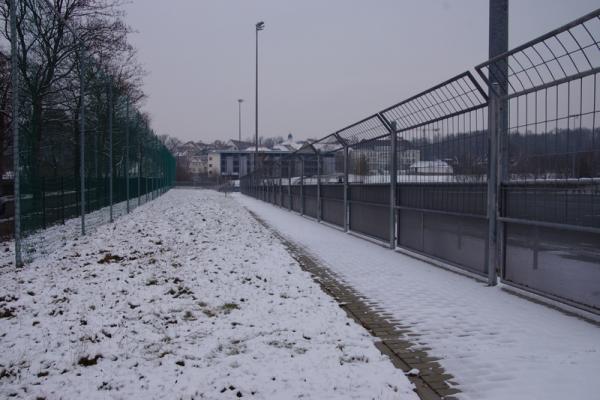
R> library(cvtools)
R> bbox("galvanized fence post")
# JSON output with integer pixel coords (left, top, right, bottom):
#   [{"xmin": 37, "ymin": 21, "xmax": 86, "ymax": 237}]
[
  {"xmin": 10, "ymin": 0, "xmax": 22, "ymax": 266},
  {"xmin": 125, "ymin": 98, "xmax": 130, "ymax": 213},
  {"xmin": 144, "ymin": 127, "xmax": 149, "ymax": 204},
  {"xmin": 42, "ymin": 177, "xmax": 46, "ymax": 229},
  {"xmin": 157, "ymin": 147, "xmax": 160, "ymax": 198},
  {"xmin": 79, "ymin": 44, "xmax": 86, "ymax": 236},
  {"xmin": 343, "ymin": 145, "xmax": 349, "ymax": 232},
  {"xmin": 317, "ymin": 151, "xmax": 321, "ymax": 221},
  {"xmin": 279, "ymin": 160, "xmax": 283, "ymax": 207},
  {"xmin": 267, "ymin": 165, "xmax": 270, "ymax": 202},
  {"xmin": 486, "ymin": 0, "xmax": 508, "ymax": 286},
  {"xmin": 137, "ymin": 120, "xmax": 141, "ymax": 207},
  {"xmin": 270, "ymin": 164, "xmax": 273, "ymax": 203},
  {"xmin": 108, "ymin": 80, "xmax": 113, "ymax": 222},
  {"xmin": 151, "ymin": 137, "xmax": 155, "ymax": 200},
  {"xmin": 487, "ymin": 85, "xmax": 500, "ymax": 286},
  {"xmin": 145, "ymin": 169, "xmax": 149, "ymax": 203},
  {"xmin": 61, "ymin": 177, "xmax": 65, "ymax": 224},
  {"xmin": 300, "ymin": 156, "xmax": 305, "ymax": 215},
  {"xmin": 152, "ymin": 131, "xmax": 155, "ymax": 200},
  {"xmin": 389, "ymin": 121, "xmax": 397, "ymax": 249},
  {"xmin": 288, "ymin": 158, "xmax": 292, "ymax": 210}
]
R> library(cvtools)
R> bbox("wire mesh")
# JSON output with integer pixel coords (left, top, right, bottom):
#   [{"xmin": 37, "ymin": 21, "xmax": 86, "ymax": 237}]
[
  {"xmin": 310, "ymin": 133, "xmax": 345, "ymax": 154},
  {"xmin": 395, "ymin": 107, "xmax": 489, "ymax": 216},
  {"xmin": 381, "ymin": 72, "xmax": 488, "ymax": 131},
  {"xmin": 238, "ymin": 7, "xmax": 600, "ymax": 312},
  {"xmin": 7, "ymin": 0, "xmax": 176, "ymax": 263},
  {"xmin": 477, "ymin": 8, "xmax": 600, "ymax": 228},
  {"xmin": 476, "ymin": 9, "xmax": 600, "ymax": 97},
  {"xmin": 337, "ymin": 115, "xmax": 390, "ymax": 146}
]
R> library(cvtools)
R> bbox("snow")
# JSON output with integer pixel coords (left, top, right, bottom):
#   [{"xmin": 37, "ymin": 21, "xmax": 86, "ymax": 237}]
[
  {"xmin": 0, "ymin": 189, "xmax": 417, "ymax": 399},
  {"xmin": 405, "ymin": 369, "xmax": 420, "ymax": 377},
  {"xmin": 268, "ymin": 174, "xmax": 486, "ymax": 186},
  {"xmin": 0, "ymin": 196, "xmax": 151, "ymax": 266},
  {"xmin": 236, "ymin": 193, "xmax": 600, "ymax": 400}
]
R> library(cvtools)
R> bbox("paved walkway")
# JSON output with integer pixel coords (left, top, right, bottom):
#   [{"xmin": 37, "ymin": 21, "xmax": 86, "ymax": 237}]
[
  {"xmin": 250, "ymin": 210, "xmax": 456, "ymax": 399},
  {"xmin": 236, "ymin": 194, "xmax": 600, "ymax": 400}
]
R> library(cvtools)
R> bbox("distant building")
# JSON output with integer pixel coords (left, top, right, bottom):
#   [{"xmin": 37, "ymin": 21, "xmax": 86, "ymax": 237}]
[
  {"xmin": 211, "ymin": 147, "xmax": 335, "ymax": 179},
  {"xmin": 189, "ymin": 155, "xmax": 208, "ymax": 175},
  {"xmin": 207, "ymin": 153, "xmax": 221, "ymax": 176},
  {"xmin": 351, "ymin": 138, "xmax": 420, "ymax": 174},
  {"xmin": 227, "ymin": 140, "xmax": 253, "ymax": 151},
  {"xmin": 217, "ymin": 150, "xmax": 290, "ymax": 177},
  {"xmin": 409, "ymin": 160, "xmax": 454, "ymax": 175}
]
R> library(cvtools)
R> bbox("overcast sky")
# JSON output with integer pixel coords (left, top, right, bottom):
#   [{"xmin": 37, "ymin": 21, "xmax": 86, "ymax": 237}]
[{"xmin": 123, "ymin": 0, "xmax": 599, "ymax": 143}]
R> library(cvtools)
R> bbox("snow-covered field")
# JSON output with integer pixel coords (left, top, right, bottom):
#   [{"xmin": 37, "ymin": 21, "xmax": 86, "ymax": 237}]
[
  {"xmin": 0, "ymin": 189, "xmax": 416, "ymax": 399},
  {"xmin": 0, "ymin": 195, "xmax": 153, "ymax": 267},
  {"xmin": 236, "ymin": 194, "xmax": 600, "ymax": 400}
]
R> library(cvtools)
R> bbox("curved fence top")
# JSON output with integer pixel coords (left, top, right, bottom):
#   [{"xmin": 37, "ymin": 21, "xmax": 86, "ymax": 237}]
[
  {"xmin": 291, "ymin": 114, "xmax": 392, "ymax": 156},
  {"xmin": 336, "ymin": 114, "xmax": 391, "ymax": 147},
  {"xmin": 380, "ymin": 72, "xmax": 488, "ymax": 133},
  {"xmin": 311, "ymin": 134, "xmax": 346, "ymax": 153},
  {"xmin": 475, "ymin": 8, "xmax": 600, "ymax": 97}
]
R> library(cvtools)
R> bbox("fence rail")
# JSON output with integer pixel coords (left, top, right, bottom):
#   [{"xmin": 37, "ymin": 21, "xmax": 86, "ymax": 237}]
[{"xmin": 242, "ymin": 8, "xmax": 600, "ymax": 315}]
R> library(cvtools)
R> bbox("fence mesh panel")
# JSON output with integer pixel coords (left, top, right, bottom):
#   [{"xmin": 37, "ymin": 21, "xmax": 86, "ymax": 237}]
[
  {"xmin": 241, "ymin": 9, "xmax": 600, "ymax": 313},
  {"xmin": 6, "ymin": 0, "xmax": 176, "ymax": 263},
  {"xmin": 476, "ymin": 8, "xmax": 600, "ymax": 229}
]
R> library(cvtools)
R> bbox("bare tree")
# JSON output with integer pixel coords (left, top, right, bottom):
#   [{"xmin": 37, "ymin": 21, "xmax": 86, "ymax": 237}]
[
  {"xmin": 158, "ymin": 134, "xmax": 181, "ymax": 154},
  {"xmin": 0, "ymin": 0, "xmax": 144, "ymax": 179},
  {"xmin": 0, "ymin": 50, "xmax": 10, "ymax": 178}
]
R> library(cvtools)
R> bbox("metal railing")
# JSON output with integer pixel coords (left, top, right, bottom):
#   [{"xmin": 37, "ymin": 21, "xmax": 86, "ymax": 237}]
[{"xmin": 242, "ymin": 8, "xmax": 600, "ymax": 315}]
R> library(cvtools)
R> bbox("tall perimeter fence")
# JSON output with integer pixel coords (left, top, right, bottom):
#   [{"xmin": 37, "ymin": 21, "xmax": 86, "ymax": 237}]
[
  {"xmin": 242, "ymin": 9, "xmax": 600, "ymax": 315},
  {"xmin": 1, "ymin": 1, "xmax": 176, "ymax": 265}
]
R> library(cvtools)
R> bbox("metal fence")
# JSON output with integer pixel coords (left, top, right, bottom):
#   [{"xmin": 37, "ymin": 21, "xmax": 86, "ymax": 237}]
[
  {"xmin": 242, "ymin": 9, "xmax": 600, "ymax": 315},
  {"xmin": 3, "ymin": 0, "xmax": 176, "ymax": 265},
  {"xmin": 475, "ymin": 8, "xmax": 600, "ymax": 314}
]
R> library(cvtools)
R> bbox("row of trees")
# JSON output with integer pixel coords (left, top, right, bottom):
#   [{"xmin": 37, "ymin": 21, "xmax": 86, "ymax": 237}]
[
  {"xmin": 236, "ymin": 126, "xmax": 600, "ymax": 182},
  {"xmin": 0, "ymin": 0, "xmax": 176, "ymax": 239},
  {"xmin": 0, "ymin": 52, "xmax": 10, "ymax": 177},
  {"xmin": 317, "ymin": 127, "xmax": 598, "ymax": 179},
  {"xmin": 0, "ymin": 0, "xmax": 149, "ymax": 180},
  {"xmin": 409, "ymin": 128, "xmax": 598, "ymax": 179}
]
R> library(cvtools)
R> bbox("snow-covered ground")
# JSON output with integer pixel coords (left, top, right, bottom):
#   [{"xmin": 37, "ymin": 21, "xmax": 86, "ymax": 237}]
[
  {"xmin": 236, "ymin": 194, "xmax": 600, "ymax": 400},
  {"xmin": 0, "ymin": 194, "xmax": 154, "ymax": 267},
  {"xmin": 0, "ymin": 189, "xmax": 417, "ymax": 400}
]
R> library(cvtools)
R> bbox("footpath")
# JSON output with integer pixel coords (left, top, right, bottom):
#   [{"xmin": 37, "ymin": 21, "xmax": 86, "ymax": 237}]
[{"xmin": 236, "ymin": 193, "xmax": 600, "ymax": 400}]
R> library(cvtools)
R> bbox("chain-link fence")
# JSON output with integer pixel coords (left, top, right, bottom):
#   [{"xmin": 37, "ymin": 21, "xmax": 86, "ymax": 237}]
[
  {"xmin": 2, "ymin": 0, "xmax": 176, "ymax": 265},
  {"xmin": 242, "ymin": 9, "xmax": 600, "ymax": 315}
]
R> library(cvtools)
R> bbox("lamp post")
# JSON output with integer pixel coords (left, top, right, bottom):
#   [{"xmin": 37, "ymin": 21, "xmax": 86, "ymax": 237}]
[
  {"xmin": 255, "ymin": 21, "xmax": 264, "ymax": 171},
  {"xmin": 237, "ymin": 99, "xmax": 244, "ymax": 143}
]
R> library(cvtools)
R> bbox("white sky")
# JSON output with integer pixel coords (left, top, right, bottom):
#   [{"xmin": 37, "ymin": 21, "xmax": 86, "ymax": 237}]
[{"xmin": 123, "ymin": 0, "xmax": 599, "ymax": 142}]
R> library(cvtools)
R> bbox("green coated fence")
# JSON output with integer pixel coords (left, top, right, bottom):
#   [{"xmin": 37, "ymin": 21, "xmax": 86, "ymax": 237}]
[{"xmin": 3, "ymin": 0, "xmax": 176, "ymax": 264}]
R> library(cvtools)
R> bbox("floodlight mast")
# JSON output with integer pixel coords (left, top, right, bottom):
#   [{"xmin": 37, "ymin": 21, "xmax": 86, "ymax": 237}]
[
  {"xmin": 238, "ymin": 99, "xmax": 244, "ymax": 142},
  {"xmin": 255, "ymin": 21, "xmax": 265, "ymax": 171}
]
